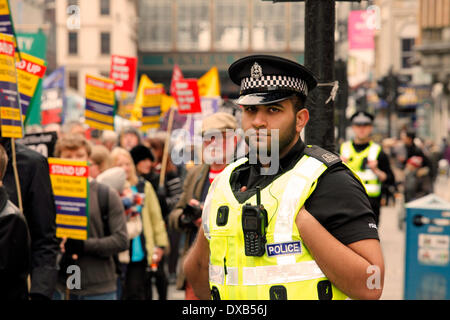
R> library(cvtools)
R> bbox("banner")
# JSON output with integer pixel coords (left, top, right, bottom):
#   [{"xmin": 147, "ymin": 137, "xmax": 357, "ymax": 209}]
[
  {"xmin": 110, "ymin": 55, "xmax": 137, "ymax": 92},
  {"xmin": 17, "ymin": 131, "xmax": 57, "ymax": 158},
  {"xmin": 41, "ymin": 66, "xmax": 65, "ymax": 125},
  {"xmin": 49, "ymin": 158, "xmax": 89, "ymax": 240},
  {"xmin": 16, "ymin": 52, "xmax": 46, "ymax": 121},
  {"xmin": 348, "ymin": 10, "xmax": 375, "ymax": 50},
  {"xmin": 347, "ymin": 10, "xmax": 375, "ymax": 88},
  {"xmin": 141, "ymin": 84, "xmax": 164, "ymax": 131},
  {"xmin": 198, "ymin": 66, "xmax": 220, "ymax": 97},
  {"xmin": 172, "ymin": 79, "xmax": 202, "ymax": 114},
  {"xmin": 17, "ymin": 31, "xmax": 48, "ymax": 126},
  {"xmin": 85, "ymin": 74, "xmax": 116, "ymax": 131},
  {"xmin": 0, "ymin": 33, "xmax": 22, "ymax": 138}
]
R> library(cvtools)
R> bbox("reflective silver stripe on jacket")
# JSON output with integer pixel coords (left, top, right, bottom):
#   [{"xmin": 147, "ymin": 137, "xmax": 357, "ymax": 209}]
[{"xmin": 209, "ymin": 261, "xmax": 325, "ymax": 286}]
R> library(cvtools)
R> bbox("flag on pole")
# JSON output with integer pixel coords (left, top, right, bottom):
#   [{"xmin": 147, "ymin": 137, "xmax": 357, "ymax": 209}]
[
  {"xmin": 198, "ymin": 66, "xmax": 221, "ymax": 97},
  {"xmin": 170, "ymin": 64, "xmax": 183, "ymax": 96},
  {"xmin": 131, "ymin": 74, "xmax": 154, "ymax": 121}
]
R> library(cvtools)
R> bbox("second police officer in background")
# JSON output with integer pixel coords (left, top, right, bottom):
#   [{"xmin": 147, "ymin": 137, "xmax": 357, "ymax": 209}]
[
  {"xmin": 184, "ymin": 55, "xmax": 385, "ymax": 300},
  {"xmin": 340, "ymin": 111, "xmax": 396, "ymax": 225}
]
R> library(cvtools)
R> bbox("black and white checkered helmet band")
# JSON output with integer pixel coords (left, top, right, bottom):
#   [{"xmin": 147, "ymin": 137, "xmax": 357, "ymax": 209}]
[{"xmin": 240, "ymin": 75, "xmax": 308, "ymax": 96}]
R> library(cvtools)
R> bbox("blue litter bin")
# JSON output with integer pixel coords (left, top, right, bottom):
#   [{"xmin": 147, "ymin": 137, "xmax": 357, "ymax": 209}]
[{"xmin": 404, "ymin": 194, "xmax": 450, "ymax": 300}]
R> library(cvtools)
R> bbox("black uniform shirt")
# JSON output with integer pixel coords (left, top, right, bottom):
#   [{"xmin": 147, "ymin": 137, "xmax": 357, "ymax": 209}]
[{"xmin": 229, "ymin": 138, "xmax": 379, "ymax": 245}]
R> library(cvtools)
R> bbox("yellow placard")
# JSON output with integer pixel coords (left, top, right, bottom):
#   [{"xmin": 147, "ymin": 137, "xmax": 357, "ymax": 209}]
[{"xmin": 56, "ymin": 228, "xmax": 87, "ymax": 241}]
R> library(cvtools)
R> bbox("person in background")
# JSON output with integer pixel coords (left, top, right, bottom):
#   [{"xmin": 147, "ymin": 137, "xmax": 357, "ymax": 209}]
[
  {"xmin": 400, "ymin": 129, "xmax": 433, "ymax": 195},
  {"xmin": 96, "ymin": 166, "xmax": 134, "ymax": 299},
  {"xmin": 0, "ymin": 144, "xmax": 31, "ymax": 300},
  {"xmin": 53, "ymin": 135, "xmax": 128, "ymax": 300},
  {"xmin": 101, "ymin": 130, "xmax": 119, "ymax": 152},
  {"xmin": 169, "ymin": 112, "xmax": 238, "ymax": 300},
  {"xmin": 119, "ymin": 126, "xmax": 142, "ymax": 152},
  {"xmin": 60, "ymin": 120, "xmax": 86, "ymax": 138},
  {"xmin": 111, "ymin": 147, "xmax": 168, "ymax": 300},
  {"xmin": 145, "ymin": 135, "xmax": 184, "ymax": 286},
  {"xmin": 89, "ymin": 144, "xmax": 112, "ymax": 179},
  {"xmin": 1, "ymin": 136, "xmax": 59, "ymax": 300}
]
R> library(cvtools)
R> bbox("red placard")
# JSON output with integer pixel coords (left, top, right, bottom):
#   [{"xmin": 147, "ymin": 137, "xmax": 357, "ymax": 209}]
[
  {"xmin": 110, "ymin": 55, "xmax": 138, "ymax": 92},
  {"xmin": 172, "ymin": 79, "xmax": 202, "ymax": 114}
]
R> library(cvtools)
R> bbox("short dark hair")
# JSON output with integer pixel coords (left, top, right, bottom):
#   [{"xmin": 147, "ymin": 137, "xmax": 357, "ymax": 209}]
[
  {"xmin": 289, "ymin": 94, "xmax": 306, "ymax": 113},
  {"xmin": 0, "ymin": 144, "xmax": 8, "ymax": 180},
  {"xmin": 405, "ymin": 129, "xmax": 416, "ymax": 140}
]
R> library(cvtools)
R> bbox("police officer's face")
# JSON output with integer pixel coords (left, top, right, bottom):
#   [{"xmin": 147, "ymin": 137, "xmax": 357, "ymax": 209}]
[
  {"xmin": 241, "ymin": 99, "xmax": 305, "ymax": 157},
  {"xmin": 352, "ymin": 124, "xmax": 373, "ymax": 141}
]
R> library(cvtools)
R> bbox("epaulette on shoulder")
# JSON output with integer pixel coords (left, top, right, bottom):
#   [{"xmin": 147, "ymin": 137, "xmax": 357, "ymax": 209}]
[{"xmin": 304, "ymin": 145, "xmax": 342, "ymax": 167}]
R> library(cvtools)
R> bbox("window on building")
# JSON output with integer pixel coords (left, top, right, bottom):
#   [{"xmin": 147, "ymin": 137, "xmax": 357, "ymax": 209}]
[
  {"xmin": 138, "ymin": 0, "xmax": 173, "ymax": 51},
  {"xmin": 289, "ymin": 3, "xmax": 305, "ymax": 50},
  {"xmin": 101, "ymin": 32, "xmax": 111, "ymax": 55},
  {"xmin": 68, "ymin": 71, "xmax": 78, "ymax": 90},
  {"xmin": 68, "ymin": 32, "xmax": 78, "ymax": 55},
  {"xmin": 401, "ymin": 38, "xmax": 415, "ymax": 69},
  {"xmin": 100, "ymin": 0, "xmax": 110, "ymax": 16},
  {"xmin": 252, "ymin": 0, "xmax": 287, "ymax": 51},
  {"xmin": 67, "ymin": 0, "xmax": 78, "ymax": 7},
  {"xmin": 214, "ymin": 0, "xmax": 249, "ymax": 51},
  {"xmin": 177, "ymin": 0, "xmax": 210, "ymax": 51}
]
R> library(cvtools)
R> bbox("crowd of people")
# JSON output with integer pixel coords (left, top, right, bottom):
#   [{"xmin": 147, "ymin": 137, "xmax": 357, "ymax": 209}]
[
  {"xmin": 0, "ymin": 103, "xmax": 448, "ymax": 300},
  {"xmin": 0, "ymin": 109, "xmax": 242, "ymax": 300}
]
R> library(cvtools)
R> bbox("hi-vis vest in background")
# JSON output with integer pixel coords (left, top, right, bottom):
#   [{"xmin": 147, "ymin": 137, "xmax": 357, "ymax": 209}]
[
  {"xmin": 202, "ymin": 145, "xmax": 349, "ymax": 300},
  {"xmin": 340, "ymin": 141, "xmax": 382, "ymax": 198}
]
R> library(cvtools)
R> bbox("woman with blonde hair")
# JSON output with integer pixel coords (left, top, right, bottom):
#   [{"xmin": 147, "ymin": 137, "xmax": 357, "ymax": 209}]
[{"xmin": 110, "ymin": 147, "xmax": 169, "ymax": 300}]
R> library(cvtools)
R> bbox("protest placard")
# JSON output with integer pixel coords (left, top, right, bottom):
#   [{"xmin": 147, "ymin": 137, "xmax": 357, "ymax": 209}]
[
  {"xmin": 141, "ymin": 84, "xmax": 164, "ymax": 131},
  {"xmin": 16, "ymin": 52, "xmax": 46, "ymax": 121},
  {"xmin": 0, "ymin": 33, "xmax": 23, "ymax": 138},
  {"xmin": 172, "ymin": 79, "xmax": 201, "ymax": 114},
  {"xmin": 0, "ymin": 0, "xmax": 21, "ymax": 59},
  {"xmin": 110, "ymin": 55, "xmax": 137, "ymax": 92},
  {"xmin": 49, "ymin": 158, "xmax": 89, "ymax": 240},
  {"xmin": 85, "ymin": 74, "xmax": 115, "ymax": 131},
  {"xmin": 41, "ymin": 66, "xmax": 65, "ymax": 125},
  {"xmin": 17, "ymin": 131, "xmax": 57, "ymax": 158}
]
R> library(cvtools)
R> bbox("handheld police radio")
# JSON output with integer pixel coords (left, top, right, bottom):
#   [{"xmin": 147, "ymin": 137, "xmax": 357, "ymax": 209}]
[{"xmin": 242, "ymin": 186, "xmax": 268, "ymax": 257}]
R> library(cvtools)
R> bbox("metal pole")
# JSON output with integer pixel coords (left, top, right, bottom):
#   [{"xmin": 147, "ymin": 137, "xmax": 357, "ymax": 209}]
[{"xmin": 304, "ymin": 0, "xmax": 336, "ymax": 152}]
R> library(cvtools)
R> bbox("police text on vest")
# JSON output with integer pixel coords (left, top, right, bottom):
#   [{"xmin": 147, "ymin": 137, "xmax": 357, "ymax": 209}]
[{"xmin": 266, "ymin": 241, "xmax": 302, "ymax": 257}]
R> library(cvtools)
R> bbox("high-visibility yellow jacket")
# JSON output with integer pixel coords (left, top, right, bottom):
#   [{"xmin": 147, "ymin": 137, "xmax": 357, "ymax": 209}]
[
  {"xmin": 202, "ymin": 146, "xmax": 349, "ymax": 300},
  {"xmin": 340, "ymin": 141, "xmax": 382, "ymax": 198}
]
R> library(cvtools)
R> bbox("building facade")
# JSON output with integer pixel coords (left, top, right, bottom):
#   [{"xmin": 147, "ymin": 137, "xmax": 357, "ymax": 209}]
[
  {"xmin": 55, "ymin": 0, "xmax": 137, "ymax": 95},
  {"xmin": 415, "ymin": 0, "xmax": 450, "ymax": 143},
  {"xmin": 137, "ymin": 0, "xmax": 306, "ymax": 98}
]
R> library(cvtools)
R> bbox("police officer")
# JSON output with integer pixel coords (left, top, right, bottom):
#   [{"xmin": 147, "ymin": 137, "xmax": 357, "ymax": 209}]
[
  {"xmin": 184, "ymin": 55, "xmax": 384, "ymax": 300},
  {"xmin": 340, "ymin": 111, "xmax": 395, "ymax": 225}
]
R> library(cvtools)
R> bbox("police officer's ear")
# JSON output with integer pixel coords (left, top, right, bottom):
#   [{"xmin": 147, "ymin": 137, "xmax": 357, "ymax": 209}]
[{"xmin": 295, "ymin": 108, "xmax": 309, "ymax": 134}]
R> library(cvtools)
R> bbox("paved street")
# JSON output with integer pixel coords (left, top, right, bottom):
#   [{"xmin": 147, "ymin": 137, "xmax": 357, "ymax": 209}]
[{"xmin": 379, "ymin": 203, "xmax": 405, "ymax": 299}]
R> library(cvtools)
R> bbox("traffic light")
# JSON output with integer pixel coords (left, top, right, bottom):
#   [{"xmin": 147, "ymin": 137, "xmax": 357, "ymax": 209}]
[{"xmin": 377, "ymin": 76, "xmax": 389, "ymax": 101}]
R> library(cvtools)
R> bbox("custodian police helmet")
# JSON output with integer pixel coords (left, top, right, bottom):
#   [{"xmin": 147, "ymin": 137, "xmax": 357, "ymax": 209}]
[{"xmin": 228, "ymin": 55, "xmax": 318, "ymax": 106}]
